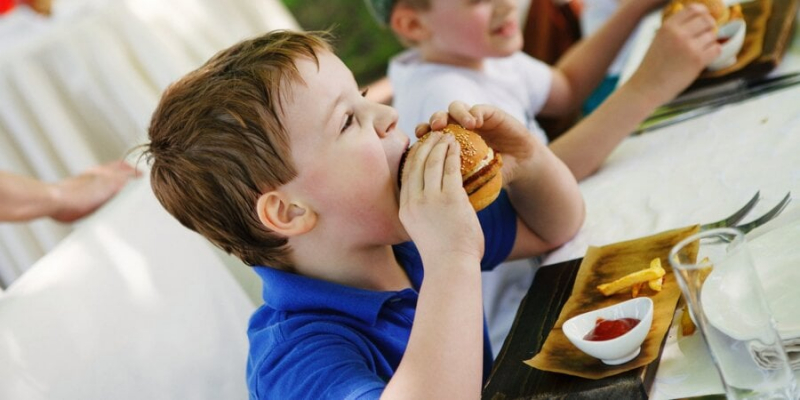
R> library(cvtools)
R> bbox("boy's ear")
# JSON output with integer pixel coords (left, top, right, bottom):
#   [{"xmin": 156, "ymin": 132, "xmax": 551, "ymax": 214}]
[
  {"xmin": 389, "ymin": 3, "xmax": 429, "ymax": 43},
  {"xmin": 256, "ymin": 191, "xmax": 317, "ymax": 237}
]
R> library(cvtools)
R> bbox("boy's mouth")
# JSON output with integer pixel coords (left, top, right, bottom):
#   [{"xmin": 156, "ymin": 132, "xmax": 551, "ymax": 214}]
[
  {"xmin": 492, "ymin": 19, "xmax": 517, "ymax": 37},
  {"xmin": 397, "ymin": 147, "xmax": 410, "ymax": 190}
]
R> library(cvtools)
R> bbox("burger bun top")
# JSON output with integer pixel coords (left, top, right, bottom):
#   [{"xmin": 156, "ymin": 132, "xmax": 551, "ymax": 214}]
[{"xmin": 662, "ymin": 0, "xmax": 730, "ymax": 26}]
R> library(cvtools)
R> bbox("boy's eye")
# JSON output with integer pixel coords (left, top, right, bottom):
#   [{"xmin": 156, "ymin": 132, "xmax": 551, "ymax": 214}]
[{"xmin": 341, "ymin": 114, "xmax": 354, "ymax": 133}]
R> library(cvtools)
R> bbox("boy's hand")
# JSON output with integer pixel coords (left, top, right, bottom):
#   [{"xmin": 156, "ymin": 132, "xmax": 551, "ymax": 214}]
[
  {"xmin": 399, "ymin": 131, "xmax": 484, "ymax": 264},
  {"xmin": 628, "ymin": 4, "xmax": 720, "ymax": 106},
  {"xmin": 415, "ymin": 101, "xmax": 541, "ymax": 187}
]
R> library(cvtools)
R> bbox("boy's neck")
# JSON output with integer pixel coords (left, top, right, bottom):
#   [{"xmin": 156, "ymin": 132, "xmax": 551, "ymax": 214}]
[
  {"xmin": 293, "ymin": 243, "xmax": 413, "ymax": 292},
  {"xmin": 418, "ymin": 46, "xmax": 485, "ymax": 71}
]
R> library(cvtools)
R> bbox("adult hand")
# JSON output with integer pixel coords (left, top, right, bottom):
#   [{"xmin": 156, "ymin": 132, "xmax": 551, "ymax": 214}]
[{"xmin": 51, "ymin": 160, "xmax": 140, "ymax": 222}]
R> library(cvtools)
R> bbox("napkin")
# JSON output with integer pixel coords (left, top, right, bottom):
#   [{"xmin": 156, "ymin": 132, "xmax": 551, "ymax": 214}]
[
  {"xmin": 746, "ymin": 204, "xmax": 800, "ymax": 370},
  {"xmin": 752, "ymin": 338, "xmax": 800, "ymax": 370}
]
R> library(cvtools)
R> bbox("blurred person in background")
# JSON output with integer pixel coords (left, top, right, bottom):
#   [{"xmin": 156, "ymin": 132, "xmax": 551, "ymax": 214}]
[{"xmin": 0, "ymin": 160, "xmax": 138, "ymax": 223}]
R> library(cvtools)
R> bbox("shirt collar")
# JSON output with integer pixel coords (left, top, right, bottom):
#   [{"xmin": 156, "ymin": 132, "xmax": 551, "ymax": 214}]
[{"xmin": 255, "ymin": 242, "xmax": 423, "ymax": 326}]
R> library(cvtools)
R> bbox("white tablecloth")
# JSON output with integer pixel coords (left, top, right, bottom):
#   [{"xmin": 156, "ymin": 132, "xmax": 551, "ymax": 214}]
[
  {"xmin": 544, "ymin": 8, "xmax": 800, "ymax": 399},
  {"xmin": 0, "ymin": 174, "xmax": 258, "ymax": 400},
  {"xmin": 0, "ymin": 0, "xmax": 299, "ymax": 286}
]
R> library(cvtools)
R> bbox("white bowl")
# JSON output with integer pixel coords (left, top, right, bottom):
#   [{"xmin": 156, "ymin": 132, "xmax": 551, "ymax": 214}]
[
  {"xmin": 707, "ymin": 19, "xmax": 746, "ymax": 71},
  {"xmin": 563, "ymin": 297, "xmax": 654, "ymax": 365}
]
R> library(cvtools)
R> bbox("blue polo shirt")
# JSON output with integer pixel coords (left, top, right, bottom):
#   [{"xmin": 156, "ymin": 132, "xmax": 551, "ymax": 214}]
[{"xmin": 247, "ymin": 190, "xmax": 517, "ymax": 399}]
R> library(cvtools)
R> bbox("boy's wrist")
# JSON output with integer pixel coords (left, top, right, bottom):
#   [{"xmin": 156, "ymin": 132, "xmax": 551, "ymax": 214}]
[
  {"xmin": 618, "ymin": 77, "xmax": 664, "ymax": 114},
  {"xmin": 420, "ymin": 252, "xmax": 482, "ymax": 274},
  {"xmin": 506, "ymin": 135, "xmax": 544, "ymax": 188},
  {"xmin": 617, "ymin": 0, "xmax": 658, "ymax": 21}
]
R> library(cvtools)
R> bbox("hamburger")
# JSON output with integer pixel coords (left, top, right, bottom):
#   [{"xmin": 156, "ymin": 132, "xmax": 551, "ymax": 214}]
[
  {"xmin": 662, "ymin": 0, "xmax": 742, "ymax": 27},
  {"xmin": 399, "ymin": 124, "xmax": 503, "ymax": 212}
]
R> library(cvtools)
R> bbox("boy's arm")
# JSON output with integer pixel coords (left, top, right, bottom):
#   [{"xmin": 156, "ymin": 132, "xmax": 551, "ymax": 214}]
[
  {"xmin": 549, "ymin": 5, "xmax": 720, "ymax": 180},
  {"xmin": 541, "ymin": 0, "xmax": 666, "ymax": 116},
  {"xmin": 425, "ymin": 103, "xmax": 586, "ymax": 259},
  {"xmin": 384, "ymin": 133, "xmax": 484, "ymax": 399}
]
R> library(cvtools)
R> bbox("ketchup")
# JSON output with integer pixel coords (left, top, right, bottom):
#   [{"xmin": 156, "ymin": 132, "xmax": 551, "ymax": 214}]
[
  {"xmin": 717, "ymin": 37, "xmax": 730, "ymax": 45},
  {"xmin": 583, "ymin": 318, "xmax": 640, "ymax": 341}
]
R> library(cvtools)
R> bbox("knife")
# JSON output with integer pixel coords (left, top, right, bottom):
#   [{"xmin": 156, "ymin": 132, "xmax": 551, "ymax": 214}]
[
  {"xmin": 649, "ymin": 72, "xmax": 800, "ymax": 120},
  {"xmin": 636, "ymin": 72, "xmax": 800, "ymax": 134}
]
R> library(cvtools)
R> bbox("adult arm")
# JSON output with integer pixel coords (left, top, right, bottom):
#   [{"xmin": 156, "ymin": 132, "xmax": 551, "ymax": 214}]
[{"xmin": 0, "ymin": 161, "xmax": 138, "ymax": 222}]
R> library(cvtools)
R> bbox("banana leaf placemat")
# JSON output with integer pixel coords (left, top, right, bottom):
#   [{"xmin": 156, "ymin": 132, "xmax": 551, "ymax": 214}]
[{"xmin": 482, "ymin": 225, "xmax": 701, "ymax": 400}]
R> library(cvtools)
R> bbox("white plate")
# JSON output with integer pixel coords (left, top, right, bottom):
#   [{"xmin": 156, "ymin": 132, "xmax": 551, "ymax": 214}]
[
  {"xmin": 700, "ymin": 206, "xmax": 800, "ymax": 341},
  {"xmin": 748, "ymin": 207, "xmax": 800, "ymax": 339}
]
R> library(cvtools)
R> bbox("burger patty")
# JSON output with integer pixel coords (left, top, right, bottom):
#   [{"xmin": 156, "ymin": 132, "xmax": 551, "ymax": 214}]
[{"xmin": 463, "ymin": 153, "xmax": 502, "ymax": 195}]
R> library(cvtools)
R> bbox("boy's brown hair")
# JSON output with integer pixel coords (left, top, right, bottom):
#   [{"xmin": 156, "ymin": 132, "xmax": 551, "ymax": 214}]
[
  {"xmin": 368, "ymin": 0, "xmax": 430, "ymax": 24},
  {"xmin": 368, "ymin": 0, "xmax": 430, "ymax": 46},
  {"xmin": 144, "ymin": 30, "xmax": 332, "ymax": 270}
]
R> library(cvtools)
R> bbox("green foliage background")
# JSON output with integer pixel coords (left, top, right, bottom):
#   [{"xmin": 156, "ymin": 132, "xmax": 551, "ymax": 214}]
[{"xmin": 281, "ymin": 0, "xmax": 404, "ymax": 86}]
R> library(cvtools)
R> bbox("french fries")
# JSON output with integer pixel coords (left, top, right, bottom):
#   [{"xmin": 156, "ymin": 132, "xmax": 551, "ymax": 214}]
[
  {"xmin": 678, "ymin": 257, "xmax": 713, "ymax": 335},
  {"xmin": 631, "ymin": 282, "xmax": 644, "ymax": 297},
  {"xmin": 597, "ymin": 257, "xmax": 666, "ymax": 297},
  {"xmin": 680, "ymin": 305, "xmax": 697, "ymax": 336}
]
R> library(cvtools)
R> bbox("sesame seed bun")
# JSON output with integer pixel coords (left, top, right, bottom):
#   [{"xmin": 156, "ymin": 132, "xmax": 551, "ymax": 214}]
[
  {"xmin": 662, "ymin": 0, "xmax": 736, "ymax": 26},
  {"xmin": 400, "ymin": 124, "xmax": 503, "ymax": 212}
]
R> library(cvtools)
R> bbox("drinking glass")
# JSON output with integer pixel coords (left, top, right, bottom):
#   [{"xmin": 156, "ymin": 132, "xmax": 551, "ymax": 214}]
[{"xmin": 669, "ymin": 228, "xmax": 798, "ymax": 399}]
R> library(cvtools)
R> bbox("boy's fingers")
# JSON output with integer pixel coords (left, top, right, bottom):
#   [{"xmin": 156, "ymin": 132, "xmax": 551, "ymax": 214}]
[
  {"xmin": 668, "ymin": 3, "xmax": 710, "ymax": 25},
  {"xmin": 414, "ymin": 123, "xmax": 432, "ymax": 138},
  {"xmin": 442, "ymin": 138, "xmax": 462, "ymax": 192},
  {"xmin": 699, "ymin": 31, "xmax": 722, "ymax": 63},
  {"xmin": 428, "ymin": 111, "xmax": 451, "ymax": 131},
  {"xmin": 404, "ymin": 132, "xmax": 442, "ymax": 196},
  {"xmin": 469, "ymin": 104, "xmax": 502, "ymax": 129},
  {"xmin": 447, "ymin": 101, "xmax": 476, "ymax": 129},
  {"xmin": 423, "ymin": 135, "xmax": 452, "ymax": 193},
  {"xmin": 678, "ymin": 6, "xmax": 717, "ymax": 35},
  {"xmin": 698, "ymin": 29, "xmax": 720, "ymax": 50},
  {"xmin": 683, "ymin": 13, "xmax": 717, "ymax": 38}
]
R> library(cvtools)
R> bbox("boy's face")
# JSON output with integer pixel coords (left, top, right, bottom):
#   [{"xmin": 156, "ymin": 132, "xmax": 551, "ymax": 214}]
[
  {"xmin": 280, "ymin": 50, "xmax": 411, "ymax": 245},
  {"xmin": 420, "ymin": 0, "xmax": 523, "ymax": 62}
]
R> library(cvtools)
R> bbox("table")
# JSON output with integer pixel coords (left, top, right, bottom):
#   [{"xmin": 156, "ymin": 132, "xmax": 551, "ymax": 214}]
[
  {"xmin": 485, "ymin": 5, "xmax": 800, "ymax": 399},
  {"xmin": 0, "ymin": 0, "xmax": 299, "ymax": 287},
  {"xmin": 483, "ymin": 258, "xmax": 660, "ymax": 399}
]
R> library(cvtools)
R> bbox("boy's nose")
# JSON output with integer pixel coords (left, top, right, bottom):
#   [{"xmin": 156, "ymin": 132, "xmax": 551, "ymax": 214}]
[
  {"xmin": 495, "ymin": 0, "xmax": 515, "ymax": 11},
  {"xmin": 375, "ymin": 104, "xmax": 398, "ymax": 138}
]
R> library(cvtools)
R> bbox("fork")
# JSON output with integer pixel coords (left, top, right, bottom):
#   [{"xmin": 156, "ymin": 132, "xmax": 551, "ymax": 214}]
[
  {"xmin": 727, "ymin": 192, "xmax": 792, "ymax": 236},
  {"xmin": 700, "ymin": 191, "xmax": 761, "ymax": 231}
]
